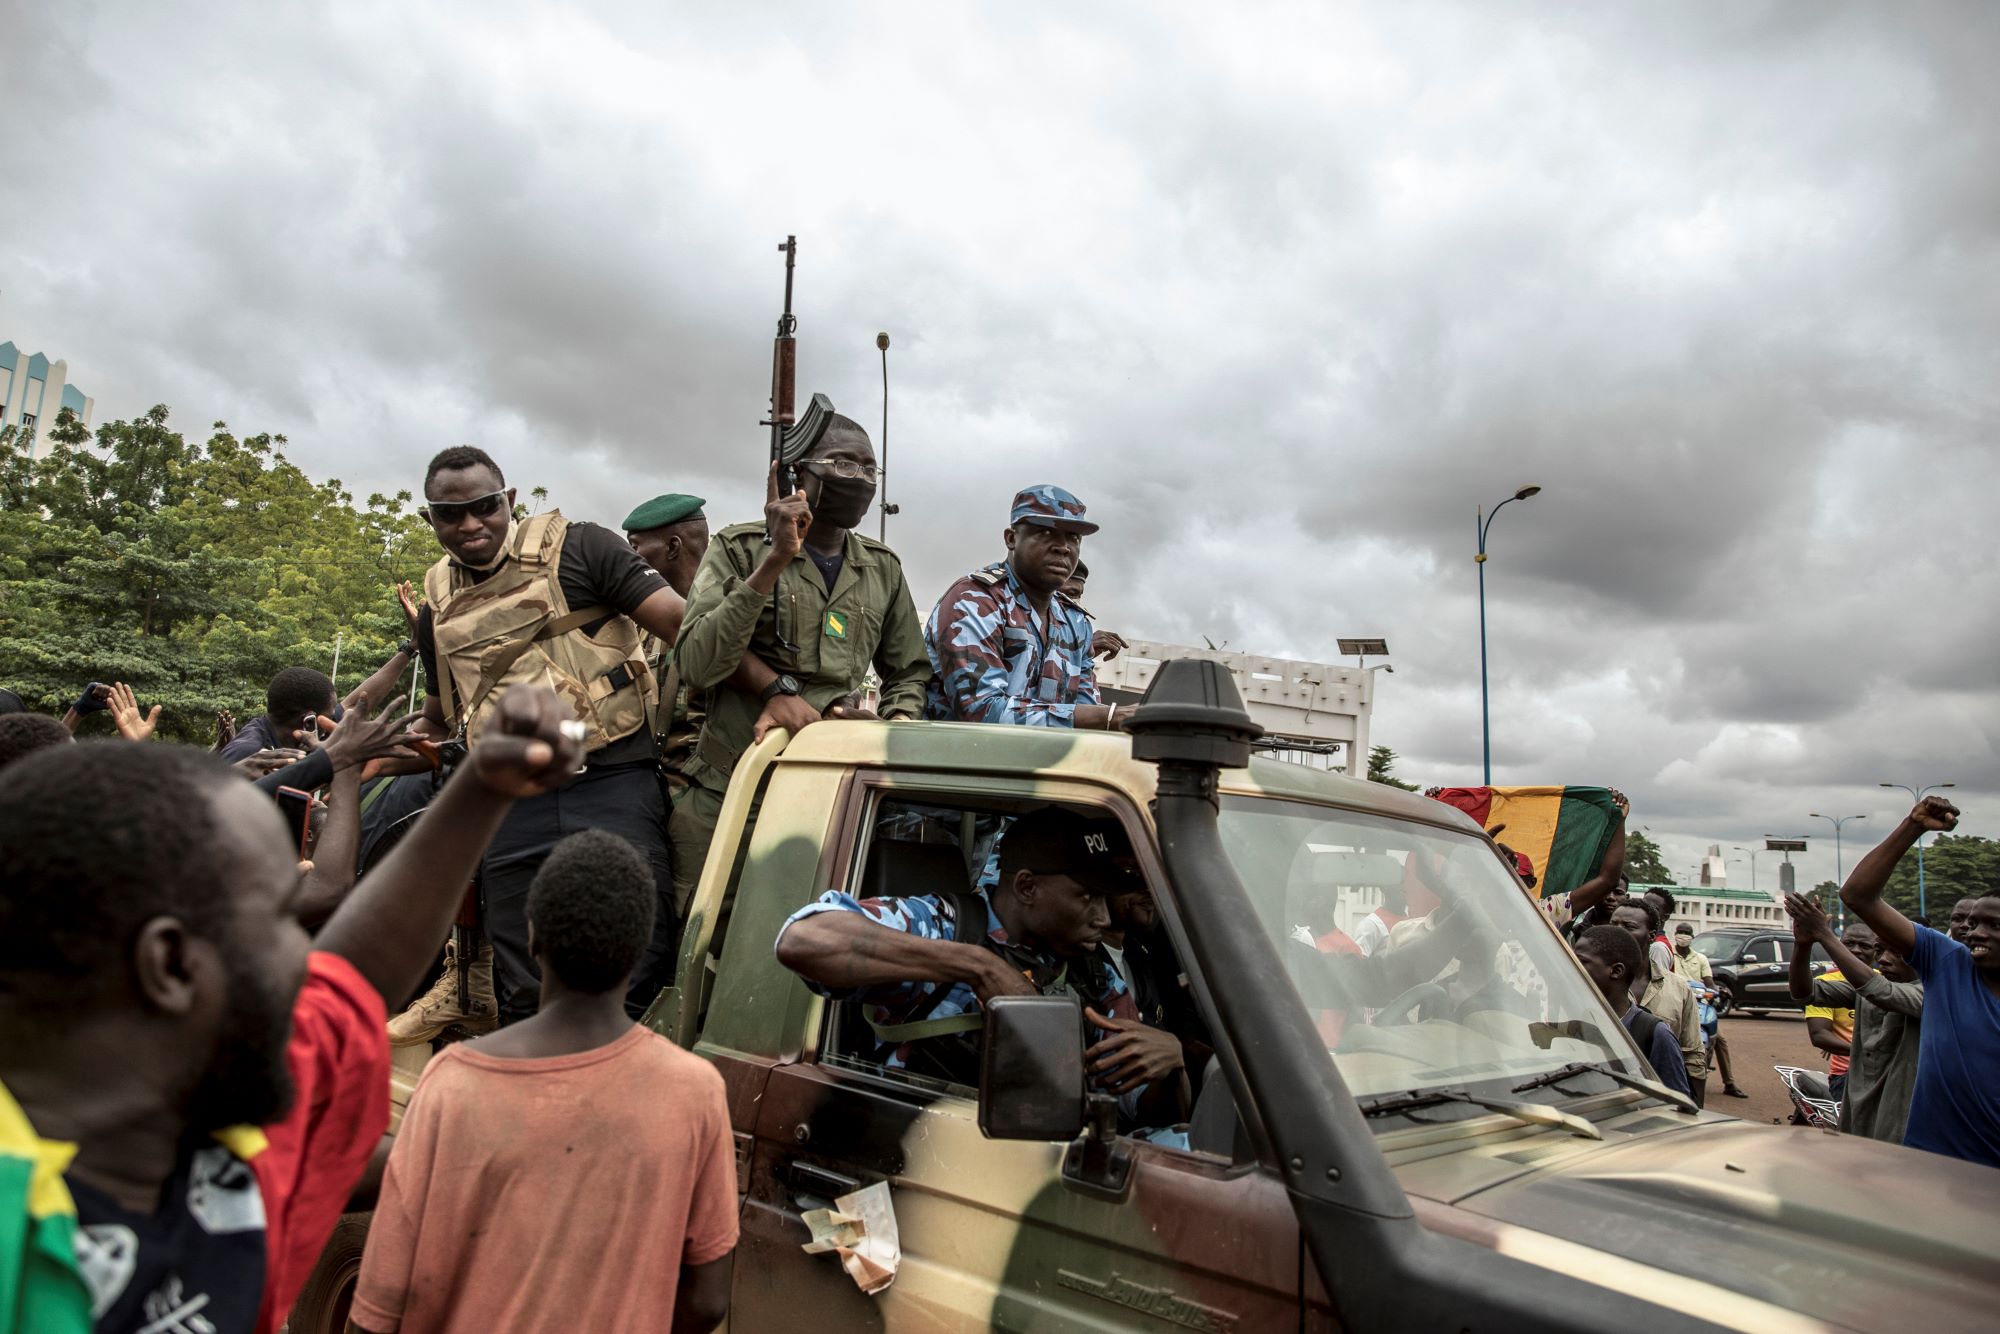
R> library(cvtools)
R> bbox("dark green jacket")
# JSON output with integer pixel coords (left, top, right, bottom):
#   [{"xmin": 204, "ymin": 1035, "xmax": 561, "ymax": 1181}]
[{"xmin": 675, "ymin": 522, "xmax": 931, "ymax": 790}]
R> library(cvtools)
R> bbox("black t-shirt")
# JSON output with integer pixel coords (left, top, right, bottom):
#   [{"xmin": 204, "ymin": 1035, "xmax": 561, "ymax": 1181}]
[
  {"xmin": 417, "ymin": 521, "xmax": 666, "ymax": 765},
  {"xmin": 69, "ymin": 1140, "xmax": 268, "ymax": 1333},
  {"xmin": 805, "ymin": 544, "xmax": 845, "ymax": 591}
]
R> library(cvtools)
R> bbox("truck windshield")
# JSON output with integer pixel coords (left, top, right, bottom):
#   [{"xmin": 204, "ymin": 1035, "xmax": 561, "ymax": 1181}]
[{"xmin": 1215, "ymin": 795, "xmax": 1645, "ymax": 1103}]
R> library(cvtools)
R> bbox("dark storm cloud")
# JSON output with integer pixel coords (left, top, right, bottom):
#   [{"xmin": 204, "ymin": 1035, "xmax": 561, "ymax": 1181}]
[{"xmin": 3, "ymin": 0, "xmax": 1996, "ymax": 887}]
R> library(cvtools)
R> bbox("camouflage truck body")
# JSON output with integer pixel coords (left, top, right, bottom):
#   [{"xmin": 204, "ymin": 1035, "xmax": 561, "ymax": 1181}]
[{"xmin": 317, "ymin": 720, "xmax": 1997, "ymax": 1334}]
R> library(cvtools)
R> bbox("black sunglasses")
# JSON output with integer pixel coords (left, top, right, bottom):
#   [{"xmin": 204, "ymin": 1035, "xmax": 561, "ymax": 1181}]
[{"xmin": 421, "ymin": 490, "xmax": 509, "ymax": 524}]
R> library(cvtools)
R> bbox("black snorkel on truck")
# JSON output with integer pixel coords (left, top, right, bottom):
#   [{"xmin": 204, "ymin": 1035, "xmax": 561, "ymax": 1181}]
[{"xmin": 1124, "ymin": 658, "xmax": 1722, "ymax": 1334}]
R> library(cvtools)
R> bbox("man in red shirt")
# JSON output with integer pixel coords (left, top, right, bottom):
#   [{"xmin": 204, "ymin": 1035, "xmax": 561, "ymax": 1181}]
[{"xmin": 0, "ymin": 685, "xmax": 584, "ymax": 1333}]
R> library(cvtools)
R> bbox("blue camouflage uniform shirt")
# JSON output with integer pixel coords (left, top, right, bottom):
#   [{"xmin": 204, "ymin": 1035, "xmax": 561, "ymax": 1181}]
[
  {"xmin": 924, "ymin": 561, "xmax": 1100, "ymax": 725},
  {"xmin": 776, "ymin": 889, "xmax": 1137, "ymax": 1074}
]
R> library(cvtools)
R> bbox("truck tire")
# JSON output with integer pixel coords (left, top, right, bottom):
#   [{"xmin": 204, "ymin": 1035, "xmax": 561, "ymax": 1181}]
[{"xmin": 283, "ymin": 1211, "xmax": 372, "ymax": 1334}]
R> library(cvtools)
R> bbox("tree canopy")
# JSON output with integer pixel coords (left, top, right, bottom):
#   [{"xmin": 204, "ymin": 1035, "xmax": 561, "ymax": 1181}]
[
  {"xmin": 1367, "ymin": 744, "xmax": 1420, "ymax": 791},
  {"xmin": 0, "ymin": 406, "xmax": 434, "ymax": 743},
  {"xmin": 1623, "ymin": 829, "xmax": 1673, "ymax": 885}
]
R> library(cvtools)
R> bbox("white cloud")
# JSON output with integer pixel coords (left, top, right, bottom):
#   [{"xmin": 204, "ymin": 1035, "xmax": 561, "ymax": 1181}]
[{"xmin": 3, "ymin": 0, "xmax": 1995, "ymax": 869}]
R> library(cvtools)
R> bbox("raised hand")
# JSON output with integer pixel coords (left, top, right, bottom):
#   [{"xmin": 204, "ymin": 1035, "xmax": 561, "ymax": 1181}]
[
  {"xmin": 213, "ymin": 708, "xmax": 237, "ymax": 751},
  {"xmin": 396, "ymin": 579, "xmax": 423, "ymax": 636},
  {"xmin": 1091, "ymin": 630, "xmax": 1128, "ymax": 661},
  {"xmin": 1910, "ymin": 795, "xmax": 1959, "ymax": 833},
  {"xmin": 1783, "ymin": 891, "xmax": 1831, "ymax": 941},
  {"xmin": 765, "ymin": 461, "xmax": 813, "ymax": 562},
  {"xmin": 235, "ymin": 747, "xmax": 304, "ymax": 779},
  {"xmin": 106, "ymin": 682, "xmax": 162, "ymax": 742},
  {"xmin": 467, "ymin": 683, "xmax": 586, "ymax": 798},
  {"xmin": 318, "ymin": 693, "xmax": 422, "ymax": 773}
]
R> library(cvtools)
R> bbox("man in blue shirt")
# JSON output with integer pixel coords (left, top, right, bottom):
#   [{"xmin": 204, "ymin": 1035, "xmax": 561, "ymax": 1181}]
[
  {"xmin": 1840, "ymin": 795, "xmax": 2000, "ymax": 1167},
  {"xmin": 1573, "ymin": 925, "xmax": 1690, "ymax": 1096},
  {"xmin": 924, "ymin": 485, "xmax": 1122, "ymax": 730},
  {"xmin": 774, "ymin": 808, "xmax": 1187, "ymax": 1125}
]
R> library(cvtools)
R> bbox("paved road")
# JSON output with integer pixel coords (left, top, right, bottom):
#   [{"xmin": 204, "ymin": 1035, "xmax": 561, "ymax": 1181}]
[{"xmin": 1706, "ymin": 1011, "xmax": 1826, "ymax": 1125}]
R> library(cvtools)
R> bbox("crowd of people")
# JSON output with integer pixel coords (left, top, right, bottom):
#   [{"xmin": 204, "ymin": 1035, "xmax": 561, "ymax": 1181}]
[{"xmin": 2, "ymin": 400, "xmax": 1997, "ymax": 1333}]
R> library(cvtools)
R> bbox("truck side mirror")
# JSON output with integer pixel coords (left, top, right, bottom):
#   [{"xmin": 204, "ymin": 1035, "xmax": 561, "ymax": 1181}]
[{"xmin": 978, "ymin": 995, "xmax": 1086, "ymax": 1141}]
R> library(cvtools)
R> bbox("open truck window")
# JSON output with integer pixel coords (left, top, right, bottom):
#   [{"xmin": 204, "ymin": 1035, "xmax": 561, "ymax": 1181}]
[{"xmin": 812, "ymin": 791, "xmax": 1208, "ymax": 1153}]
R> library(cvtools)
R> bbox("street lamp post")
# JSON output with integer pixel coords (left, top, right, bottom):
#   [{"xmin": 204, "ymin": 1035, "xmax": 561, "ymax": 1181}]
[
  {"xmin": 1732, "ymin": 846, "xmax": 1761, "ymax": 895},
  {"xmin": 1477, "ymin": 485, "xmax": 1542, "ymax": 785},
  {"xmin": 1878, "ymin": 782, "xmax": 1957, "ymax": 921},
  {"xmin": 1808, "ymin": 813, "xmax": 1865, "ymax": 928}
]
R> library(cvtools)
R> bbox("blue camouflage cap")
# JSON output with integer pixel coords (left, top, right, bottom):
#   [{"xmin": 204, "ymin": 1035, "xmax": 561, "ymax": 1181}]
[{"xmin": 1009, "ymin": 484, "xmax": 1099, "ymax": 535}]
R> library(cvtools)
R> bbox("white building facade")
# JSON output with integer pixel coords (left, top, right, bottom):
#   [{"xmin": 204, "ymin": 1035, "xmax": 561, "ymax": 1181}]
[
  {"xmin": 1096, "ymin": 640, "xmax": 1376, "ymax": 774},
  {"xmin": 0, "ymin": 341, "xmax": 94, "ymax": 459}
]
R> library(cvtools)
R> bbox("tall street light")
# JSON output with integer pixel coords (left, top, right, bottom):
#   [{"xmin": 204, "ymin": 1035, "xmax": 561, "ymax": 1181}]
[
  {"xmin": 1477, "ymin": 485, "xmax": 1541, "ymax": 784},
  {"xmin": 1808, "ymin": 813, "xmax": 1865, "ymax": 928},
  {"xmin": 1732, "ymin": 846, "xmax": 1761, "ymax": 895},
  {"xmin": 1879, "ymin": 781, "xmax": 1956, "ymax": 921}
]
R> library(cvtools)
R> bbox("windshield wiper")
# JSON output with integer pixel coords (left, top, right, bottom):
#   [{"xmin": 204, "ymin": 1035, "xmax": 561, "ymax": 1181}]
[
  {"xmin": 1357, "ymin": 1088, "xmax": 1602, "ymax": 1140},
  {"xmin": 1510, "ymin": 1061, "xmax": 1697, "ymax": 1115}
]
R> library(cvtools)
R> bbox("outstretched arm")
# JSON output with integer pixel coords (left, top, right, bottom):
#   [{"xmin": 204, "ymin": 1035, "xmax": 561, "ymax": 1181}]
[
  {"xmin": 314, "ymin": 685, "xmax": 584, "ymax": 1007},
  {"xmin": 1839, "ymin": 798, "xmax": 1957, "ymax": 957},
  {"xmin": 775, "ymin": 910, "xmax": 1033, "ymax": 1005}
]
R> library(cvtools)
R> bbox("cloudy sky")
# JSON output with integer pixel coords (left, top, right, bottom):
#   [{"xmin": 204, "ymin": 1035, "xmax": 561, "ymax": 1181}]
[{"xmin": 5, "ymin": 1, "xmax": 1995, "ymax": 890}]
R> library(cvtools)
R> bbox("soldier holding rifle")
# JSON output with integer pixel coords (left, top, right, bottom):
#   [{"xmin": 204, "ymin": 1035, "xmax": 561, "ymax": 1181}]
[{"xmin": 671, "ymin": 239, "xmax": 929, "ymax": 915}]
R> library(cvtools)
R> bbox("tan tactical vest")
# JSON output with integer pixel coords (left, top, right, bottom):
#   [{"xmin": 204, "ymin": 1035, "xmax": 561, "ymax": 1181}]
[{"xmin": 423, "ymin": 510, "xmax": 656, "ymax": 750}]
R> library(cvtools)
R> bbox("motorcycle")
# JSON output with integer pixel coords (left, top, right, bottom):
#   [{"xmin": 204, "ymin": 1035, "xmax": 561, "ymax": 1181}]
[{"xmin": 1775, "ymin": 1064, "xmax": 1841, "ymax": 1129}]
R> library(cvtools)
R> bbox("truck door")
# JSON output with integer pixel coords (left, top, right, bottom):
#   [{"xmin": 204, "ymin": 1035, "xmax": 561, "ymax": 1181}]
[{"xmin": 716, "ymin": 774, "xmax": 1327, "ymax": 1331}]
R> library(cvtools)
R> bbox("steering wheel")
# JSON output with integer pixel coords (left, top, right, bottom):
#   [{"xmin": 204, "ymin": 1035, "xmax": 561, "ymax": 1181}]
[{"xmin": 1374, "ymin": 981, "xmax": 1450, "ymax": 1027}]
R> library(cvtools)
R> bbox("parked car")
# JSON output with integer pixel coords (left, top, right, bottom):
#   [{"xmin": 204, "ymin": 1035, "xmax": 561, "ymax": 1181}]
[{"xmin": 1688, "ymin": 927, "xmax": 1836, "ymax": 1016}]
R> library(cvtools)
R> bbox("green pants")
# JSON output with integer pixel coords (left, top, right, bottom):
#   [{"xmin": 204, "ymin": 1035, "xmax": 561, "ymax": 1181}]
[{"xmin": 669, "ymin": 781, "xmax": 724, "ymax": 922}]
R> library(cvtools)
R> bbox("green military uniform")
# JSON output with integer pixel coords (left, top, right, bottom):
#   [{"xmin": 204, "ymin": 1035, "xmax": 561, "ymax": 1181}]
[{"xmin": 670, "ymin": 521, "xmax": 931, "ymax": 913}]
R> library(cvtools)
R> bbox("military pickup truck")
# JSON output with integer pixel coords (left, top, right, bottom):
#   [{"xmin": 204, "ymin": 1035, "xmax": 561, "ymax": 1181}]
[{"xmin": 290, "ymin": 660, "xmax": 1999, "ymax": 1333}]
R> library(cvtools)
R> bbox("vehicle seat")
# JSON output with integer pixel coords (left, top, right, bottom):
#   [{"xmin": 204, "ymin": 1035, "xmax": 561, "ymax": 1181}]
[
  {"xmin": 861, "ymin": 839, "xmax": 975, "ymax": 903},
  {"xmin": 1187, "ymin": 1057, "xmax": 1254, "ymax": 1161}
]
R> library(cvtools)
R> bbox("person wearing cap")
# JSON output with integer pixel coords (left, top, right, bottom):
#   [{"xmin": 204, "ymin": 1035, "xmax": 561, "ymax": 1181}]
[
  {"xmin": 924, "ymin": 485, "xmax": 1120, "ymax": 729},
  {"xmin": 624, "ymin": 494, "xmax": 712, "ymax": 838},
  {"xmin": 774, "ymin": 807, "xmax": 1187, "ymax": 1125},
  {"xmin": 1059, "ymin": 561, "xmax": 1131, "ymax": 663},
  {"xmin": 673, "ymin": 403, "xmax": 931, "ymax": 923}
]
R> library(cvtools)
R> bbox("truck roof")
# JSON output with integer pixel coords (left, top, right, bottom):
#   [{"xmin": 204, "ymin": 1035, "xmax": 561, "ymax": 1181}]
[{"xmin": 774, "ymin": 720, "xmax": 1484, "ymax": 834}]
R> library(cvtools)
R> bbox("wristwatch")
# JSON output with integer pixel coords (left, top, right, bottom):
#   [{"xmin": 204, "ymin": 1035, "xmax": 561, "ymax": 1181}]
[{"xmin": 760, "ymin": 673, "xmax": 802, "ymax": 704}]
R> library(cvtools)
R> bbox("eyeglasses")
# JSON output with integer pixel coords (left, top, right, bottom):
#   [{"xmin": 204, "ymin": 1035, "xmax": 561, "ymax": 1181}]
[
  {"xmin": 421, "ymin": 490, "xmax": 509, "ymax": 524},
  {"xmin": 801, "ymin": 460, "xmax": 883, "ymax": 483}
]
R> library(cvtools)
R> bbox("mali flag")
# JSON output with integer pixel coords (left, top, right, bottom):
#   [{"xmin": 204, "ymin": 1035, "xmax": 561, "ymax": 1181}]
[
  {"xmin": 0, "ymin": 1082, "xmax": 91, "ymax": 1334},
  {"xmin": 1427, "ymin": 786, "xmax": 1625, "ymax": 902}
]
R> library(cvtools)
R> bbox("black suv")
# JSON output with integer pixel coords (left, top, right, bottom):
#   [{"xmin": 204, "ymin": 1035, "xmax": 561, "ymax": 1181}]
[{"xmin": 1687, "ymin": 928, "xmax": 1837, "ymax": 1016}]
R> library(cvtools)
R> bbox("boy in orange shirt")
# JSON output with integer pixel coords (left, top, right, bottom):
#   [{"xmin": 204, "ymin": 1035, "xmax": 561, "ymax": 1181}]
[{"xmin": 353, "ymin": 830, "xmax": 738, "ymax": 1333}]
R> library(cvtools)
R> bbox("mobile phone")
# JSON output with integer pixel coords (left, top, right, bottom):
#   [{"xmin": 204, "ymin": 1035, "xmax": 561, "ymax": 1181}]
[{"xmin": 276, "ymin": 786, "xmax": 316, "ymax": 860}]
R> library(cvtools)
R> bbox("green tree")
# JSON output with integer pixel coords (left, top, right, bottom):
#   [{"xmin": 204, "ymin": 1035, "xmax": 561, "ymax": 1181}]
[
  {"xmin": 0, "ymin": 405, "xmax": 434, "ymax": 743},
  {"xmin": 1367, "ymin": 745, "xmax": 1419, "ymax": 791},
  {"xmin": 1624, "ymin": 829, "xmax": 1673, "ymax": 884}
]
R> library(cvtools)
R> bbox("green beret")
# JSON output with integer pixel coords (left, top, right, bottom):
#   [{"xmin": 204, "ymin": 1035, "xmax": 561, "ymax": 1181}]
[{"xmin": 622, "ymin": 494, "xmax": 707, "ymax": 532}]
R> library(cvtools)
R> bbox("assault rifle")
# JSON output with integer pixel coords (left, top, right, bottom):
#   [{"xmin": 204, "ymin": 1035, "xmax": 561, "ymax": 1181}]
[{"xmin": 767, "ymin": 235, "xmax": 799, "ymax": 497}]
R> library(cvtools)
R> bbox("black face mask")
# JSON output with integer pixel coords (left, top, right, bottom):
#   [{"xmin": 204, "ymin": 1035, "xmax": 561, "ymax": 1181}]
[{"xmin": 805, "ymin": 471, "xmax": 876, "ymax": 530}]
